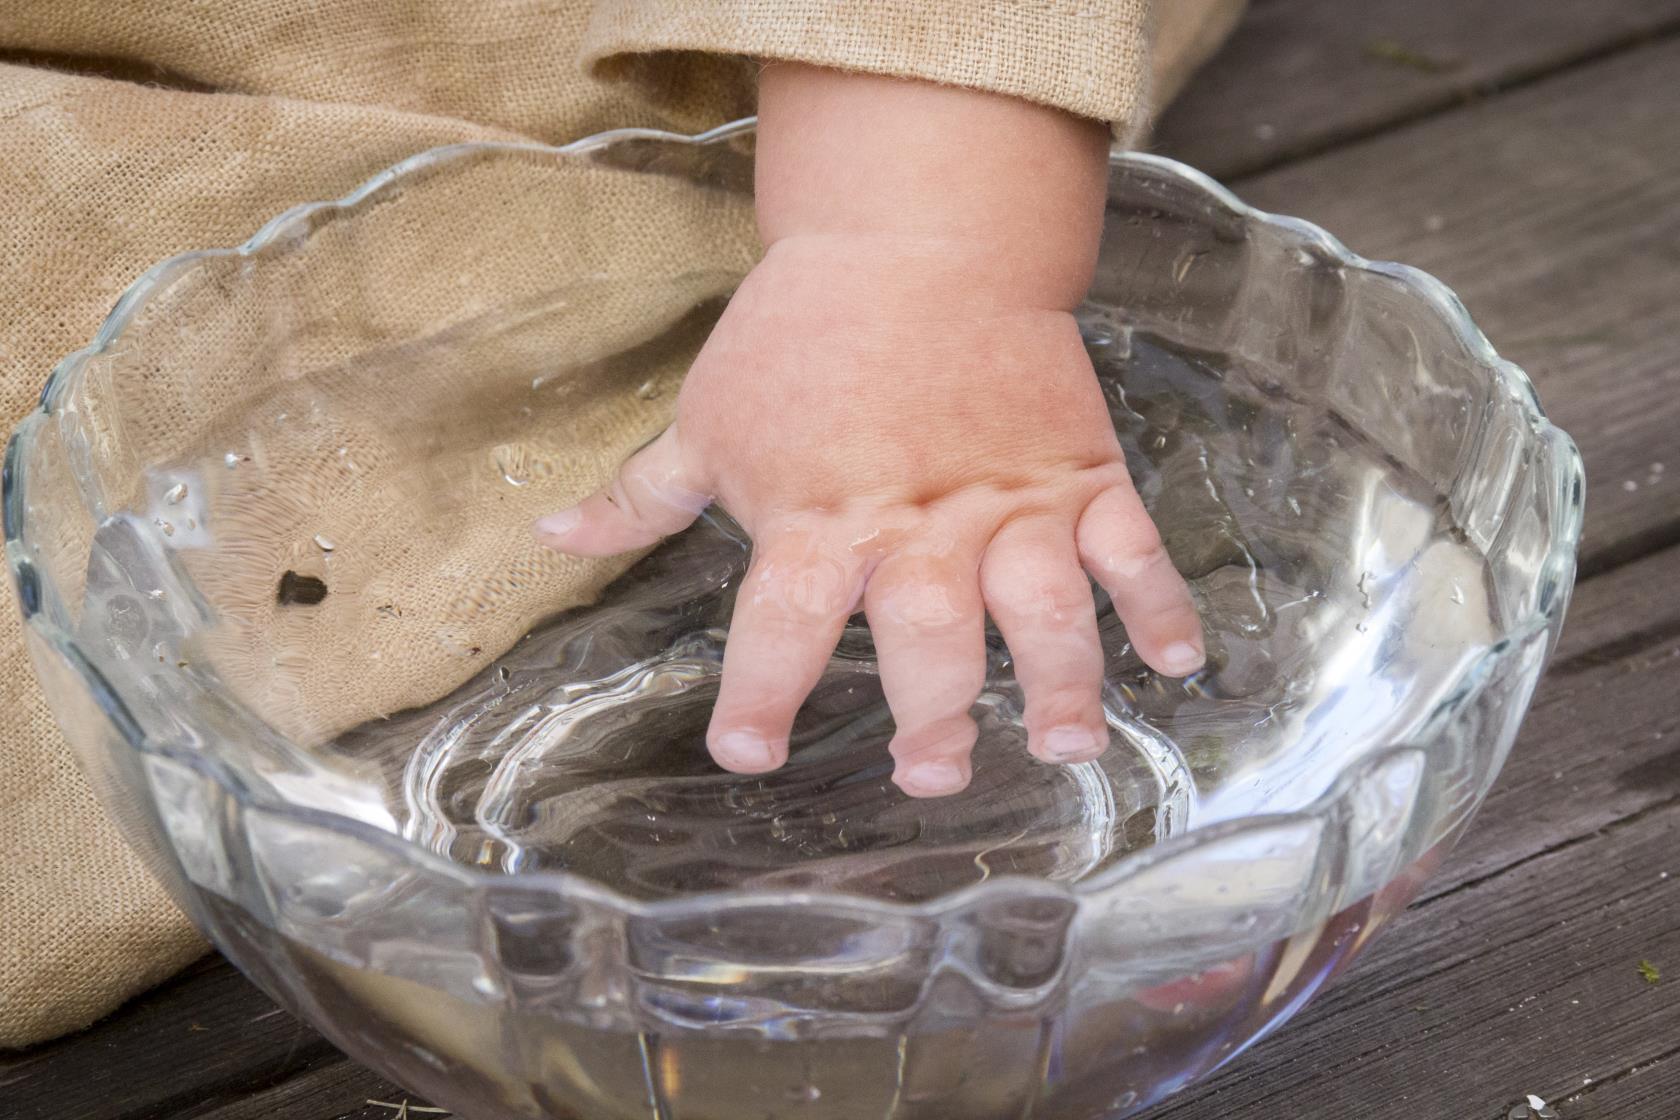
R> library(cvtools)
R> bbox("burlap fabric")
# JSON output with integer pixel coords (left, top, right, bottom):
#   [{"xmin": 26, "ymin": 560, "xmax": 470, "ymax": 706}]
[{"xmin": 0, "ymin": 0, "xmax": 1242, "ymax": 1048}]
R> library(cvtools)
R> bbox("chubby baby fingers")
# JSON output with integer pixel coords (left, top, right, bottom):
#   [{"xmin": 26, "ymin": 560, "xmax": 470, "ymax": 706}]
[
  {"xmin": 980, "ymin": 517, "xmax": 1111, "ymax": 765},
  {"xmin": 707, "ymin": 534, "xmax": 867, "ymax": 774},
  {"xmin": 1075, "ymin": 483, "xmax": 1204, "ymax": 677},
  {"xmin": 864, "ymin": 555, "xmax": 987, "ymax": 797}
]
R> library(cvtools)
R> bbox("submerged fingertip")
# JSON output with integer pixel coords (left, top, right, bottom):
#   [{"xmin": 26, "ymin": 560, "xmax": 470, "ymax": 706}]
[
  {"xmin": 1039, "ymin": 725, "xmax": 1107, "ymax": 763},
  {"xmin": 894, "ymin": 759, "xmax": 970, "ymax": 798},
  {"xmin": 710, "ymin": 729, "xmax": 786, "ymax": 774},
  {"xmin": 1159, "ymin": 640, "xmax": 1206, "ymax": 677}
]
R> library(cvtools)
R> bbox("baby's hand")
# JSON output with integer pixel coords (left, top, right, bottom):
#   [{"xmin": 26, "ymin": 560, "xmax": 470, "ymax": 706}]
[{"xmin": 536, "ymin": 64, "xmax": 1203, "ymax": 797}]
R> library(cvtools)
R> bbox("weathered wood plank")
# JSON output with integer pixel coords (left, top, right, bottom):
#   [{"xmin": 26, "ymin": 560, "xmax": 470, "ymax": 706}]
[
  {"xmin": 1158, "ymin": 798, "xmax": 1680, "ymax": 1119},
  {"xmin": 0, "ymin": 954, "xmax": 339, "ymax": 1120},
  {"xmin": 1554, "ymin": 1045, "xmax": 1680, "ymax": 1118},
  {"xmin": 184, "ymin": 1060, "xmax": 416, "ymax": 1120},
  {"xmin": 1152, "ymin": 0, "xmax": 1680, "ymax": 179},
  {"xmin": 1232, "ymin": 36, "xmax": 1680, "ymax": 579},
  {"xmin": 0, "ymin": 948, "xmax": 424, "ymax": 1120}
]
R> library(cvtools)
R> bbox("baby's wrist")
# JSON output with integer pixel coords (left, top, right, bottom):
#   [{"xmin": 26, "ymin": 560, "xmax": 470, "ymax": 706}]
[
  {"xmin": 754, "ymin": 62, "xmax": 1109, "ymax": 311},
  {"xmin": 757, "ymin": 231, "xmax": 1084, "ymax": 316}
]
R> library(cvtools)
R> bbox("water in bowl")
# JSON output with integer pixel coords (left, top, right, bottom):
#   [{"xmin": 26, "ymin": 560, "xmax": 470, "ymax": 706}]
[
  {"xmin": 297, "ymin": 314, "xmax": 1497, "ymax": 902},
  {"xmin": 75, "ymin": 300, "xmax": 1502, "ymax": 1120}
]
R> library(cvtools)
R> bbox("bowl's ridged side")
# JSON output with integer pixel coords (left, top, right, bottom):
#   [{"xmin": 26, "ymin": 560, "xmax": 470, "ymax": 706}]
[{"xmin": 2, "ymin": 133, "xmax": 1583, "ymax": 1119}]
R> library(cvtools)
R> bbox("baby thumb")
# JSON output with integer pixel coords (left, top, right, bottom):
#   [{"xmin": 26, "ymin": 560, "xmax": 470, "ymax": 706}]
[{"xmin": 533, "ymin": 425, "xmax": 711, "ymax": 557}]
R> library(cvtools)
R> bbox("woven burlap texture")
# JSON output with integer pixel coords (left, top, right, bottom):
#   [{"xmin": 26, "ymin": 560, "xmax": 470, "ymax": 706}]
[{"xmin": 0, "ymin": 0, "xmax": 1241, "ymax": 1048}]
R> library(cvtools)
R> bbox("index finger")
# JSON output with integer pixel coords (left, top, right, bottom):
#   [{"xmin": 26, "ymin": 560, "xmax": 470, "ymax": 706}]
[{"xmin": 707, "ymin": 532, "xmax": 867, "ymax": 773}]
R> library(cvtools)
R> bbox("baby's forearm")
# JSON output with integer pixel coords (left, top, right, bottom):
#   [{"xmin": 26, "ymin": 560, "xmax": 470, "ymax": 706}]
[{"xmin": 754, "ymin": 62, "xmax": 1110, "ymax": 312}]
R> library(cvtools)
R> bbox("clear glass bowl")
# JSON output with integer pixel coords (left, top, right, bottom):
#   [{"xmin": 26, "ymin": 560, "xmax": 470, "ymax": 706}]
[{"xmin": 5, "ymin": 120, "xmax": 1582, "ymax": 1119}]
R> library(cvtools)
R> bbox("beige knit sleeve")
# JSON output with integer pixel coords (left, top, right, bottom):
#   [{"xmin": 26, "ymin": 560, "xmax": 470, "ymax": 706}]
[{"xmin": 579, "ymin": 1, "xmax": 1156, "ymax": 141}]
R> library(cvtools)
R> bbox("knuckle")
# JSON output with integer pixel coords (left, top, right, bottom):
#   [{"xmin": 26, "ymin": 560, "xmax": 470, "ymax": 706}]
[
  {"xmin": 624, "ymin": 464, "xmax": 709, "ymax": 528},
  {"xmin": 889, "ymin": 716, "xmax": 978, "ymax": 763},
  {"xmin": 1032, "ymin": 581, "xmax": 1092, "ymax": 624},
  {"xmin": 1134, "ymin": 592, "xmax": 1198, "ymax": 626},
  {"xmin": 1091, "ymin": 525, "xmax": 1171, "ymax": 580},
  {"xmin": 873, "ymin": 575, "xmax": 970, "ymax": 634},
  {"xmin": 988, "ymin": 557, "xmax": 1090, "ymax": 624},
  {"xmin": 604, "ymin": 476, "xmax": 648, "ymax": 527},
  {"xmin": 754, "ymin": 556, "xmax": 854, "ymax": 623},
  {"xmin": 1080, "ymin": 460, "xmax": 1135, "ymax": 492},
  {"xmin": 1026, "ymin": 689, "xmax": 1105, "ymax": 730}
]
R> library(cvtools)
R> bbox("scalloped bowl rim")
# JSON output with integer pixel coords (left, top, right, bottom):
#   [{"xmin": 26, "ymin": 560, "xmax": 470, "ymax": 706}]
[{"xmin": 2, "ymin": 118, "xmax": 1584, "ymax": 922}]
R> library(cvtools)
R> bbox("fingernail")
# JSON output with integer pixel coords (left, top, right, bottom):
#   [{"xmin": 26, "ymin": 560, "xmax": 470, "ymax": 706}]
[
  {"xmin": 896, "ymin": 760, "xmax": 968, "ymax": 797},
  {"xmin": 1161, "ymin": 641, "xmax": 1206, "ymax": 676},
  {"xmin": 713, "ymin": 730, "xmax": 779, "ymax": 772},
  {"xmin": 533, "ymin": 508, "xmax": 581, "ymax": 541},
  {"xmin": 1044, "ymin": 726, "xmax": 1105, "ymax": 762}
]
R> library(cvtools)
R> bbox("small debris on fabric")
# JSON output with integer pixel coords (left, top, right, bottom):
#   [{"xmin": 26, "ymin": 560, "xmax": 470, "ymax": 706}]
[
  {"xmin": 276, "ymin": 570, "xmax": 328, "ymax": 606},
  {"xmin": 1638, "ymin": 959, "xmax": 1661, "ymax": 985}
]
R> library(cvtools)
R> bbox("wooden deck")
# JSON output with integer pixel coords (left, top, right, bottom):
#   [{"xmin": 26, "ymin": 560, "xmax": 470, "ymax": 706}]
[{"xmin": 6, "ymin": 1, "xmax": 1680, "ymax": 1116}]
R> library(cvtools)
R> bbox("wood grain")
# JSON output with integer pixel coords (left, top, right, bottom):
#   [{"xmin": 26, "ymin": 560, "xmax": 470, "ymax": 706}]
[
  {"xmin": 1160, "ymin": 802, "xmax": 1680, "ymax": 1119},
  {"xmin": 0, "ymin": 955, "xmax": 338, "ymax": 1120},
  {"xmin": 1152, "ymin": 0, "xmax": 1680, "ymax": 179}
]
